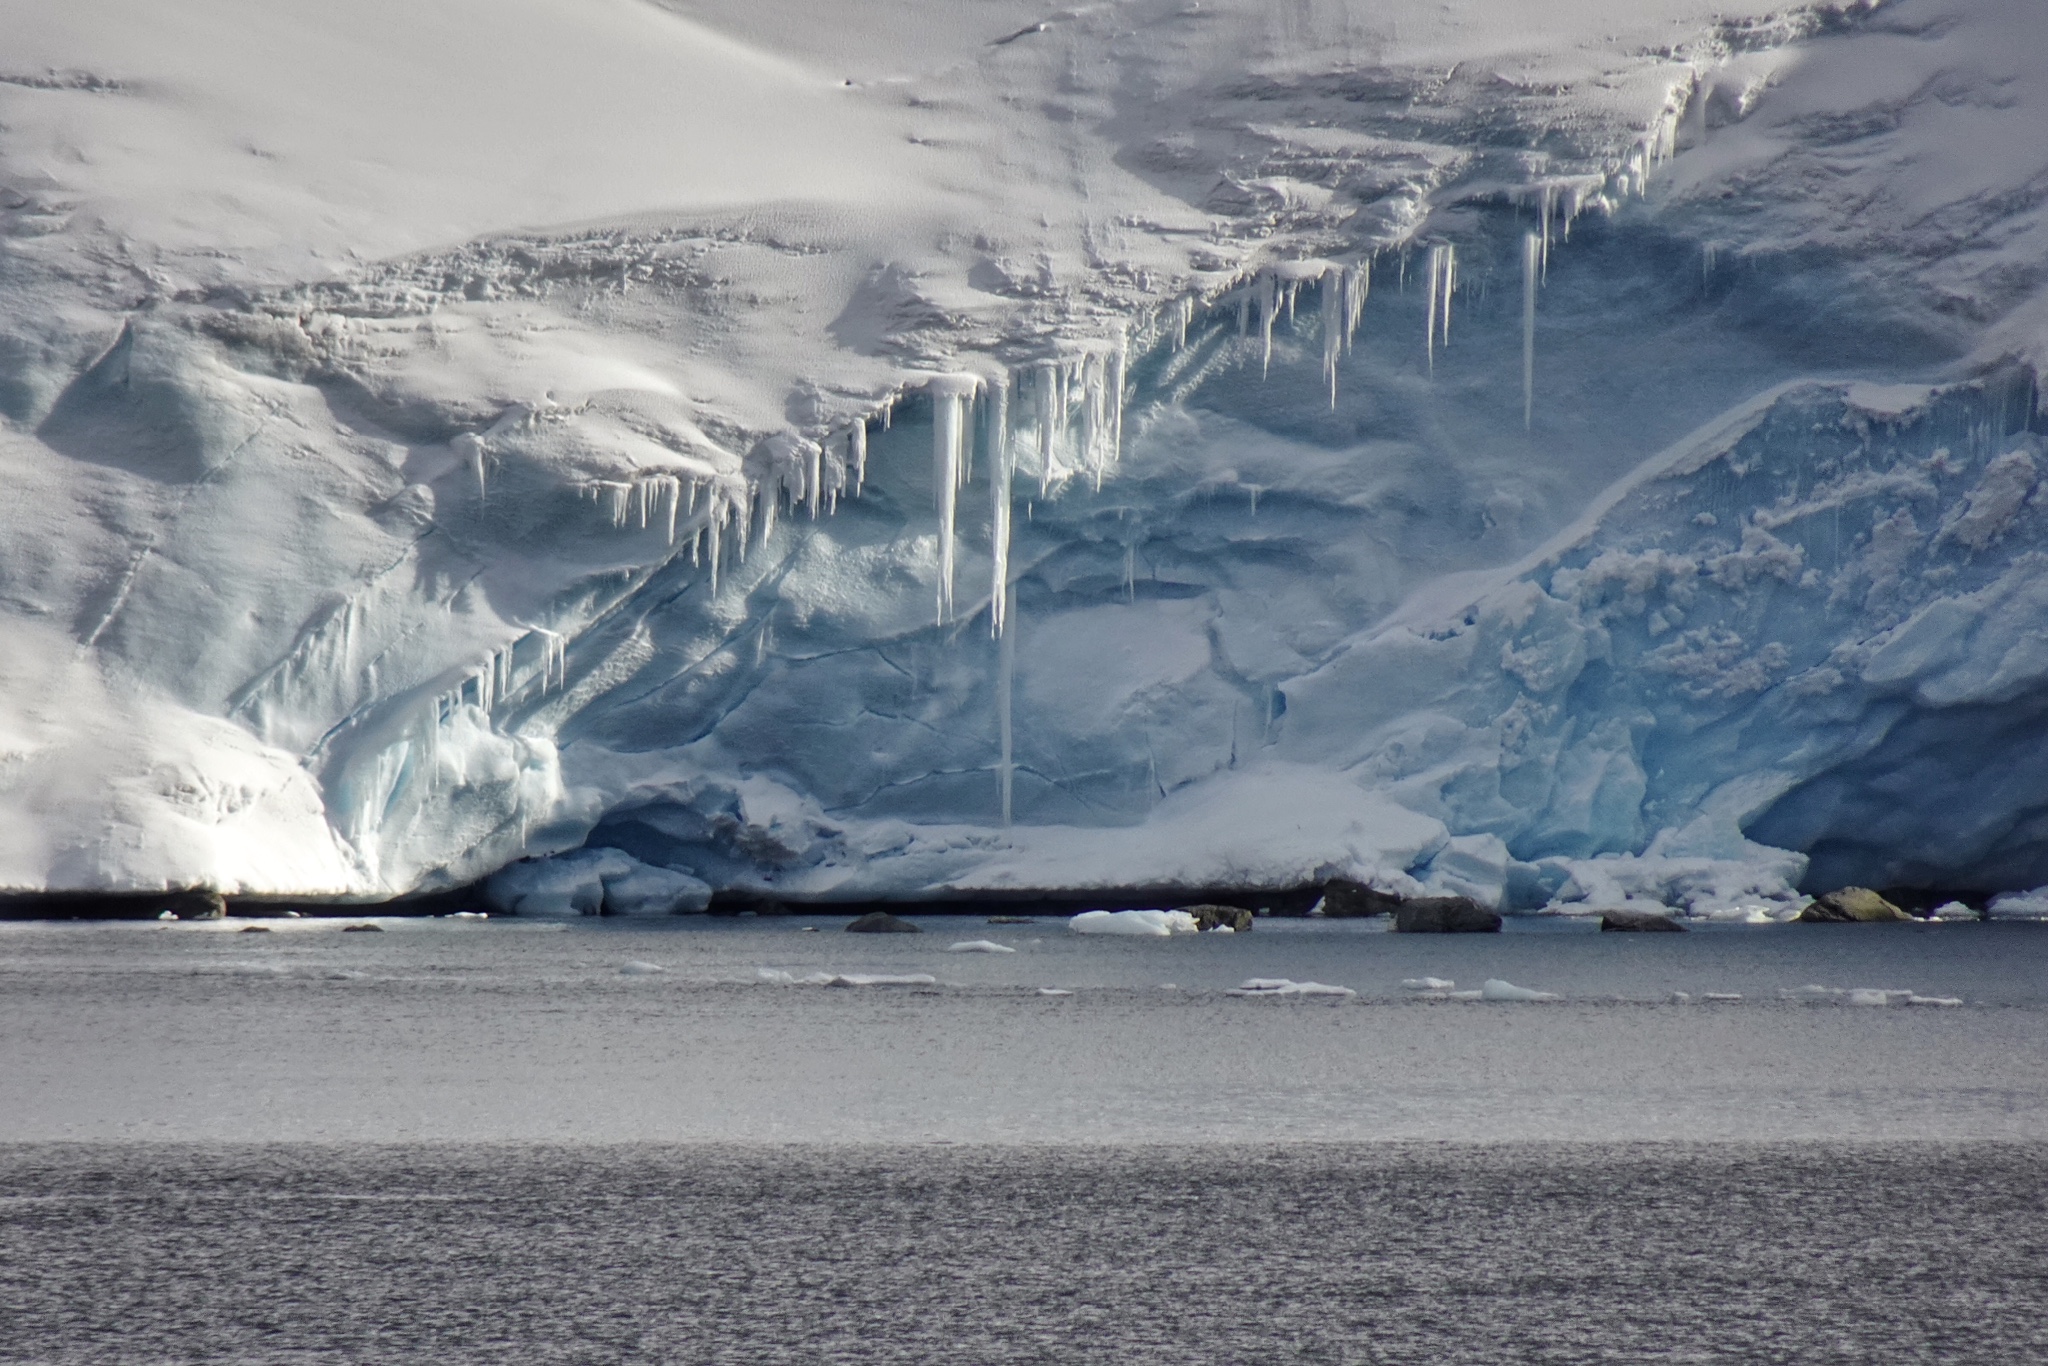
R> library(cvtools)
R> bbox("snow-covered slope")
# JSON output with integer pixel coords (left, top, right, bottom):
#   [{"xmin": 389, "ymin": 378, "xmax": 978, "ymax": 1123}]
[{"xmin": 0, "ymin": 0, "xmax": 2042, "ymax": 902}]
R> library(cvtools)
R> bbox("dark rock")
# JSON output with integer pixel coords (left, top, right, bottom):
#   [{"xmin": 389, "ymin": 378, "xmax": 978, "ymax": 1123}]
[
  {"xmin": 1392, "ymin": 897, "xmax": 1502, "ymax": 934},
  {"xmin": 1798, "ymin": 887, "xmax": 1911, "ymax": 923},
  {"xmin": 340, "ymin": 922, "xmax": 384, "ymax": 933},
  {"xmin": 1179, "ymin": 904, "xmax": 1254, "ymax": 932},
  {"xmin": 1600, "ymin": 909, "xmax": 1687, "ymax": 932},
  {"xmin": 239, "ymin": 925, "xmax": 273, "ymax": 933},
  {"xmin": 987, "ymin": 915, "xmax": 1037, "ymax": 925},
  {"xmin": 845, "ymin": 911, "xmax": 921, "ymax": 933},
  {"xmin": 160, "ymin": 890, "xmax": 226, "ymax": 920},
  {"xmin": 1320, "ymin": 879, "xmax": 1400, "ymax": 918}
]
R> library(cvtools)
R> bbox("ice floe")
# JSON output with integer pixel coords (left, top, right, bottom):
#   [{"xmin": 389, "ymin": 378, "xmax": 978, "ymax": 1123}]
[
  {"xmin": 1069, "ymin": 910, "xmax": 1199, "ymax": 937},
  {"xmin": 1225, "ymin": 978, "xmax": 1356, "ymax": 999}
]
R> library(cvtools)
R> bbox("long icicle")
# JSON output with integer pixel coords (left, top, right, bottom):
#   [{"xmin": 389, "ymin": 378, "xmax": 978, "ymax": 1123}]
[
  {"xmin": 930, "ymin": 377, "xmax": 977, "ymax": 625},
  {"xmin": 1522, "ymin": 231, "xmax": 1540, "ymax": 430},
  {"xmin": 1321, "ymin": 268, "xmax": 1343, "ymax": 408},
  {"xmin": 988, "ymin": 378, "xmax": 1012, "ymax": 638},
  {"xmin": 1424, "ymin": 244, "xmax": 1442, "ymax": 373},
  {"xmin": 997, "ymin": 580, "xmax": 1015, "ymax": 827}
]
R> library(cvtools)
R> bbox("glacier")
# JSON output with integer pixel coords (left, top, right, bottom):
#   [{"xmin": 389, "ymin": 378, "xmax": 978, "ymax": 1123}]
[{"xmin": 0, "ymin": 0, "xmax": 2045, "ymax": 910}]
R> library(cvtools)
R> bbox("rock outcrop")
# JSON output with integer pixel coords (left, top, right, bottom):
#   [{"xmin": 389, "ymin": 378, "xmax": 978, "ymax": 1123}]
[
  {"xmin": 1798, "ymin": 888, "xmax": 1912, "ymax": 923},
  {"xmin": 1392, "ymin": 897, "xmax": 1502, "ymax": 933}
]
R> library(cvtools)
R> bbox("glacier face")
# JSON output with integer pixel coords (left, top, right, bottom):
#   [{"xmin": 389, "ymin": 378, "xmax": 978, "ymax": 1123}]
[{"xmin": 0, "ymin": 0, "xmax": 2045, "ymax": 903}]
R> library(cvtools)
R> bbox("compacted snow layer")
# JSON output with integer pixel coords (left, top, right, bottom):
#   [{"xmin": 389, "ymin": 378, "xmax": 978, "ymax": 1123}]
[{"xmin": 1, "ymin": 0, "xmax": 2045, "ymax": 898}]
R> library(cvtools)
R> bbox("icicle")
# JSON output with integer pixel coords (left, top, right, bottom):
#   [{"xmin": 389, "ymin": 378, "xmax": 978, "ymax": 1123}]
[
  {"xmin": 686, "ymin": 476, "xmax": 699, "ymax": 515},
  {"xmin": 607, "ymin": 482, "xmax": 630, "ymax": 529},
  {"xmin": 1236, "ymin": 292, "xmax": 1249, "ymax": 337},
  {"xmin": 758, "ymin": 473, "xmax": 778, "ymax": 550},
  {"xmin": 1320, "ymin": 268, "xmax": 1344, "ymax": 408},
  {"xmin": 1173, "ymin": 295, "xmax": 1192, "ymax": 351},
  {"xmin": 1424, "ymin": 245, "xmax": 1442, "ymax": 373},
  {"xmin": 1257, "ymin": 271, "xmax": 1278, "ymax": 379},
  {"xmin": 664, "ymin": 476, "xmax": 680, "ymax": 545},
  {"xmin": 1540, "ymin": 183, "xmax": 1554, "ymax": 283},
  {"xmin": 997, "ymin": 580, "xmax": 1015, "ymax": 827},
  {"xmin": 850, "ymin": 419, "xmax": 868, "ymax": 497},
  {"xmin": 1283, "ymin": 278, "xmax": 1299, "ymax": 325},
  {"xmin": 470, "ymin": 440, "xmax": 488, "ymax": 500},
  {"xmin": 1036, "ymin": 361, "xmax": 1059, "ymax": 496},
  {"xmin": 989, "ymin": 378, "xmax": 1012, "ymax": 638},
  {"xmin": 1345, "ymin": 260, "xmax": 1370, "ymax": 349},
  {"xmin": 707, "ymin": 498, "xmax": 724, "ymax": 591},
  {"xmin": 1522, "ymin": 231, "xmax": 1539, "ymax": 430},
  {"xmin": 929, "ymin": 375, "xmax": 979, "ymax": 625},
  {"xmin": 806, "ymin": 442, "xmax": 822, "ymax": 519},
  {"xmin": 1441, "ymin": 243, "xmax": 1457, "ymax": 345},
  {"xmin": 1108, "ymin": 332, "xmax": 1127, "ymax": 476},
  {"xmin": 1123, "ymin": 544, "xmax": 1136, "ymax": 601}
]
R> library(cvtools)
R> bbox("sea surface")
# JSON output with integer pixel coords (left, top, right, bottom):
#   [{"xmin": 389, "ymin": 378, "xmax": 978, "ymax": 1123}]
[
  {"xmin": 3, "ymin": 915, "xmax": 2045, "ymax": 1362},
  {"xmin": 2, "ymin": 1141, "xmax": 2044, "ymax": 1364}
]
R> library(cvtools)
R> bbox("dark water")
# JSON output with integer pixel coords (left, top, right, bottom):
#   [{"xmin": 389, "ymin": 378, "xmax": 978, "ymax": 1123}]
[{"xmin": 3, "ymin": 1143, "xmax": 2044, "ymax": 1364}]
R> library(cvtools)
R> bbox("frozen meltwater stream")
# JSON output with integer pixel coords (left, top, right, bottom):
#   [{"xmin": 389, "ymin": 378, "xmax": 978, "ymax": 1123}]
[{"xmin": 4, "ymin": 916, "xmax": 2044, "ymax": 1144}]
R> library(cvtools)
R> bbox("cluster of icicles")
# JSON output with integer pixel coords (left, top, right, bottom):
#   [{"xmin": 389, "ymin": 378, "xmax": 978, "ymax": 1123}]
[{"xmin": 545, "ymin": 344, "xmax": 1134, "ymax": 637}]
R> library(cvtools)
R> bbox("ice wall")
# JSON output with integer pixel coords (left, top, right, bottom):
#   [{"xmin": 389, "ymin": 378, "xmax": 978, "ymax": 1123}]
[{"xmin": 2, "ymin": 0, "xmax": 2045, "ymax": 901}]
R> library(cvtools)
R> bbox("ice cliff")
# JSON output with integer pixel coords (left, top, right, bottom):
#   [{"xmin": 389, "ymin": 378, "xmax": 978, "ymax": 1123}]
[{"xmin": 0, "ymin": 0, "xmax": 2044, "ymax": 905}]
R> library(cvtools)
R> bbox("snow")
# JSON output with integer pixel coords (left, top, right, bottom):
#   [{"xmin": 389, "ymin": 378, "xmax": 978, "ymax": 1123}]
[
  {"xmin": 1403, "ymin": 978, "xmax": 1455, "ymax": 992},
  {"xmin": 3, "ymin": 0, "xmax": 2047, "ymax": 901},
  {"xmin": 945, "ymin": 940, "xmax": 1016, "ymax": 954}
]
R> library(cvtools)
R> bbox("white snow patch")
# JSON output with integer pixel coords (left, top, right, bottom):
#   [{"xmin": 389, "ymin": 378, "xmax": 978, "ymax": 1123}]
[{"xmin": 945, "ymin": 940, "xmax": 1017, "ymax": 954}]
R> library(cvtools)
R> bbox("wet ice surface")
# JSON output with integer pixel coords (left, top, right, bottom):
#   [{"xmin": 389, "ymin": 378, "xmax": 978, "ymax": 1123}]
[{"xmin": 3, "ymin": 916, "xmax": 2046, "ymax": 1143}]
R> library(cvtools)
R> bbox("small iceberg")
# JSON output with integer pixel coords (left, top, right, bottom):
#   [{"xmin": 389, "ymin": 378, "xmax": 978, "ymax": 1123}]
[
  {"xmin": 1480, "ymin": 978, "xmax": 1559, "ymax": 1002},
  {"xmin": 1069, "ymin": 909, "xmax": 1199, "ymax": 937},
  {"xmin": 1225, "ymin": 978, "xmax": 1356, "ymax": 998},
  {"xmin": 945, "ymin": 940, "xmax": 1016, "ymax": 954},
  {"xmin": 619, "ymin": 961, "xmax": 666, "ymax": 976},
  {"xmin": 1907, "ymin": 994, "xmax": 1964, "ymax": 1007},
  {"xmin": 1036, "ymin": 988, "xmax": 1073, "ymax": 997},
  {"xmin": 1702, "ymin": 992, "xmax": 1743, "ymax": 1002},
  {"xmin": 1402, "ymin": 977, "xmax": 1454, "ymax": 991}
]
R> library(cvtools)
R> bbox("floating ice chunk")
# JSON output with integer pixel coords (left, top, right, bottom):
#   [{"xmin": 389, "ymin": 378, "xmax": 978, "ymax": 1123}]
[
  {"xmin": 946, "ymin": 940, "xmax": 1017, "ymax": 953},
  {"xmin": 1226, "ymin": 978, "xmax": 1356, "ymax": 998},
  {"xmin": 1695, "ymin": 904, "xmax": 1776, "ymax": 924},
  {"xmin": 1447, "ymin": 990, "xmax": 1484, "ymax": 1000},
  {"xmin": 447, "ymin": 910, "xmax": 488, "ymax": 920},
  {"xmin": 157, "ymin": 910, "xmax": 175, "ymax": 920},
  {"xmin": 1703, "ymin": 992, "xmax": 1743, "ymax": 1002},
  {"xmin": 1787, "ymin": 984, "xmax": 1846, "ymax": 1001},
  {"xmin": 1069, "ymin": 909, "xmax": 1199, "ymax": 936},
  {"xmin": 1907, "ymin": 995, "xmax": 1963, "ymax": 1007},
  {"xmin": 1987, "ymin": 888, "xmax": 2048, "ymax": 920},
  {"xmin": 1037, "ymin": 988, "xmax": 1073, "ymax": 997},
  {"xmin": 618, "ymin": 961, "xmax": 666, "ymax": 975},
  {"xmin": 1403, "ymin": 977, "xmax": 1455, "ymax": 991},
  {"xmin": 1846, "ymin": 988, "xmax": 1916, "ymax": 1007},
  {"xmin": 1930, "ymin": 902, "xmax": 1980, "ymax": 921},
  {"xmin": 756, "ymin": 968, "xmax": 935, "ymax": 987},
  {"xmin": 1669, "ymin": 991, "xmax": 1692, "ymax": 1003},
  {"xmin": 1480, "ymin": 978, "xmax": 1559, "ymax": 1002},
  {"xmin": 829, "ymin": 973, "xmax": 937, "ymax": 988}
]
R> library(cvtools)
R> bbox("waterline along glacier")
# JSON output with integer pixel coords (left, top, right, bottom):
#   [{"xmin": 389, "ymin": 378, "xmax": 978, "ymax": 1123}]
[{"xmin": 2, "ymin": 0, "xmax": 2045, "ymax": 912}]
